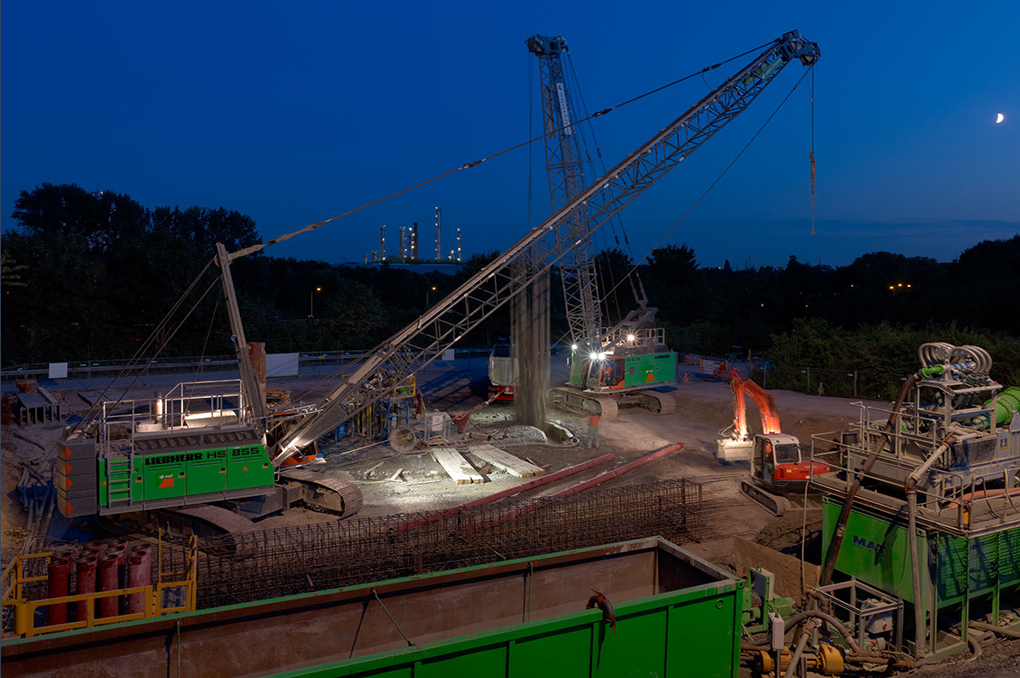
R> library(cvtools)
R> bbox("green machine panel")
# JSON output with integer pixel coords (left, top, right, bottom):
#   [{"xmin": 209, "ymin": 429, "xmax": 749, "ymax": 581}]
[
  {"xmin": 100, "ymin": 444, "xmax": 274, "ymax": 509},
  {"xmin": 623, "ymin": 353, "xmax": 676, "ymax": 388},
  {"xmin": 189, "ymin": 456, "xmax": 228, "ymax": 494},
  {"xmin": 821, "ymin": 497, "xmax": 926, "ymax": 603},
  {"xmin": 226, "ymin": 445, "xmax": 273, "ymax": 491},
  {"xmin": 140, "ymin": 460, "xmax": 188, "ymax": 501}
]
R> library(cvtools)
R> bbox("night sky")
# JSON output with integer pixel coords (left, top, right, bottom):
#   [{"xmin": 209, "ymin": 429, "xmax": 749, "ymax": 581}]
[{"xmin": 3, "ymin": 1, "xmax": 1017, "ymax": 268}]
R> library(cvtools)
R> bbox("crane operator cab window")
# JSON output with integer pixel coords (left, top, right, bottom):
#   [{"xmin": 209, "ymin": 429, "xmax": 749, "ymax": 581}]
[
  {"xmin": 599, "ymin": 357, "xmax": 625, "ymax": 390},
  {"xmin": 774, "ymin": 443, "xmax": 801, "ymax": 464}
]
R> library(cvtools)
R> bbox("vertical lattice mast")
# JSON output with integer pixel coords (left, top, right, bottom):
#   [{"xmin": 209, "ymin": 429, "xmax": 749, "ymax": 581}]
[{"xmin": 526, "ymin": 34, "xmax": 603, "ymax": 356}]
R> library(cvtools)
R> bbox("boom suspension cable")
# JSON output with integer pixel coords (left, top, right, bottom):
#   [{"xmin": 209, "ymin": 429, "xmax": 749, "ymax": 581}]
[{"xmin": 228, "ymin": 39, "xmax": 779, "ymax": 262}]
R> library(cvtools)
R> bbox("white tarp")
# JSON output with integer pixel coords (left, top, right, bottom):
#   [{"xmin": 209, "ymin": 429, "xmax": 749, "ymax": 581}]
[
  {"xmin": 266, "ymin": 353, "xmax": 300, "ymax": 377},
  {"xmin": 48, "ymin": 362, "xmax": 68, "ymax": 379}
]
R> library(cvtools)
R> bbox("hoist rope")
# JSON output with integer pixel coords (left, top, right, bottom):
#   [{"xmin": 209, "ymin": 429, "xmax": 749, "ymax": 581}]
[
  {"xmin": 228, "ymin": 40, "xmax": 777, "ymax": 262},
  {"xmin": 810, "ymin": 65, "xmax": 816, "ymax": 236},
  {"xmin": 592, "ymin": 66, "xmax": 814, "ymax": 312}
]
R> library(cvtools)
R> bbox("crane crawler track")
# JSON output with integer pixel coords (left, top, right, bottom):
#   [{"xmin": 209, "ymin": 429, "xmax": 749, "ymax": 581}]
[
  {"xmin": 548, "ymin": 387, "xmax": 618, "ymax": 419},
  {"xmin": 279, "ymin": 468, "xmax": 363, "ymax": 518}
]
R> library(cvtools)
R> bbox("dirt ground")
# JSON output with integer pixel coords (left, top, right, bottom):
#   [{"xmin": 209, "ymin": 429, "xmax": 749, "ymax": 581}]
[
  {"xmin": 1, "ymin": 359, "xmax": 864, "ymax": 551},
  {"xmin": 16, "ymin": 361, "xmax": 1020, "ymax": 673}
]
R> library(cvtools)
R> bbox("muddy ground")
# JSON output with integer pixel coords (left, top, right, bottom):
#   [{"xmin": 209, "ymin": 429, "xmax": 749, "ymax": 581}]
[
  {"xmin": 1, "ymin": 358, "xmax": 861, "ymax": 560},
  {"xmin": 8, "ymin": 360, "xmax": 1020, "ymax": 673}
]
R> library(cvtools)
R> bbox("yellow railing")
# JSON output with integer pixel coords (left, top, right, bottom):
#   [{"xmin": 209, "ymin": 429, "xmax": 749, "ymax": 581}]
[{"xmin": 1, "ymin": 534, "xmax": 197, "ymax": 639}]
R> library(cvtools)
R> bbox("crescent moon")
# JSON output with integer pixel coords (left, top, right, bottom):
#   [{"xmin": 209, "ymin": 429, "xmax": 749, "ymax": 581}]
[{"xmin": 997, "ymin": 113, "xmax": 1005, "ymax": 123}]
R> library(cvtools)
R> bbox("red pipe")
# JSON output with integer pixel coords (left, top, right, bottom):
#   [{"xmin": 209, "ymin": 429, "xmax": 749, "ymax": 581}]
[
  {"xmin": 46, "ymin": 557, "xmax": 71, "ymax": 626},
  {"xmin": 947, "ymin": 487, "xmax": 1020, "ymax": 509},
  {"xmin": 486, "ymin": 442, "xmax": 684, "ymax": 527},
  {"xmin": 75, "ymin": 557, "xmax": 97, "ymax": 622},
  {"xmin": 97, "ymin": 554, "xmax": 120, "ymax": 618},
  {"xmin": 393, "ymin": 453, "xmax": 616, "ymax": 533},
  {"xmin": 126, "ymin": 546, "xmax": 152, "ymax": 615}
]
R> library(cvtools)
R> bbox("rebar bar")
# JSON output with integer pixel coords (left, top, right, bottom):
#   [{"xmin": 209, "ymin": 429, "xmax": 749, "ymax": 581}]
[{"xmin": 196, "ymin": 478, "xmax": 704, "ymax": 609}]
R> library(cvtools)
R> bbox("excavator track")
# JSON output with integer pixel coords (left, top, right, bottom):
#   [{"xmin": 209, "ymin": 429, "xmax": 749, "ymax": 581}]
[
  {"xmin": 279, "ymin": 467, "xmax": 363, "ymax": 518},
  {"xmin": 740, "ymin": 479, "xmax": 792, "ymax": 517}
]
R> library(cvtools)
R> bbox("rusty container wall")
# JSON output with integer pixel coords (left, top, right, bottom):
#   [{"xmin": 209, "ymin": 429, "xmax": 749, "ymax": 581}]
[{"xmin": 1, "ymin": 537, "xmax": 743, "ymax": 678}]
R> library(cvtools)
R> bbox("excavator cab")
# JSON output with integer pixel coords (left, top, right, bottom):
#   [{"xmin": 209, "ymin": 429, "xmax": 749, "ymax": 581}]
[{"xmin": 753, "ymin": 433, "xmax": 830, "ymax": 492}]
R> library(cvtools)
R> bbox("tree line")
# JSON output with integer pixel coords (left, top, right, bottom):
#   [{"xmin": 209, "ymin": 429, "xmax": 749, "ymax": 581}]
[{"xmin": 3, "ymin": 183, "xmax": 1018, "ymax": 395}]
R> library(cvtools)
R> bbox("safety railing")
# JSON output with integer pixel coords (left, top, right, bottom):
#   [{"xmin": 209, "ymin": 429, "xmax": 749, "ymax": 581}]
[
  {"xmin": 809, "ymin": 404, "xmax": 1020, "ymax": 536},
  {"xmin": 1, "ymin": 536, "xmax": 197, "ymax": 639}
]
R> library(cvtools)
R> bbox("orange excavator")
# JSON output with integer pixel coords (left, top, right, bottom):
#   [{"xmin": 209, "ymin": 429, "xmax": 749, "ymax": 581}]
[{"xmin": 717, "ymin": 369, "xmax": 832, "ymax": 515}]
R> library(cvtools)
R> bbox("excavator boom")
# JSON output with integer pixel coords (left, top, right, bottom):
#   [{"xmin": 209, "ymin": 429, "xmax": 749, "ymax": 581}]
[{"xmin": 730, "ymin": 369, "xmax": 782, "ymax": 438}]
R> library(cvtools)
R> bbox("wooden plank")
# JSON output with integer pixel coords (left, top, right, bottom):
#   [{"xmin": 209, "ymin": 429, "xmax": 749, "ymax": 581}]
[
  {"xmin": 430, "ymin": 448, "xmax": 485, "ymax": 484},
  {"xmin": 469, "ymin": 444, "xmax": 545, "ymax": 478}
]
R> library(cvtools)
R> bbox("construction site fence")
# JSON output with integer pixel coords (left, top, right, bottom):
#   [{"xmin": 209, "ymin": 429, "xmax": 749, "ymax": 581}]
[
  {"xmin": 195, "ymin": 478, "xmax": 704, "ymax": 610},
  {"xmin": 1, "ymin": 349, "xmax": 497, "ymax": 381},
  {"xmin": 753, "ymin": 363, "xmax": 909, "ymax": 401}
]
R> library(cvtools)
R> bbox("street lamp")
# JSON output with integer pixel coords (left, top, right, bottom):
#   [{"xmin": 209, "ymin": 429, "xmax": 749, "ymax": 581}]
[
  {"xmin": 426, "ymin": 285, "xmax": 436, "ymax": 306},
  {"xmin": 309, "ymin": 287, "xmax": 322, "ymax": 318}
]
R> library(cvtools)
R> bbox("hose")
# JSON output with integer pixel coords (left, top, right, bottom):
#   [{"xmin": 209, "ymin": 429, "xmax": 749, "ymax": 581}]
[
  {"xmin": 966, "ymin": 634, "xmax": 982, "ymax": 661},
  {"xmin": 784, "ymin": 618, "xmax": 820, "ymax": 678},
  {"xmin": 785, "ymin": 610, "xmax": 860, "ymax": 654},
  {"xmin": 969, "ymin": 620, "xmax": 1020, "ymax": 639},
  {"xmin": 907, "ymin": 489, "xmax": 926, "ymax": 658}
]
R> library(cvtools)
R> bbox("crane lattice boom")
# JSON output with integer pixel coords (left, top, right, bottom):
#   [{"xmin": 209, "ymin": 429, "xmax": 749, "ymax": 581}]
[{"xmin": 275, "ymin": 31, "xmax": 819, "ymax": 462}]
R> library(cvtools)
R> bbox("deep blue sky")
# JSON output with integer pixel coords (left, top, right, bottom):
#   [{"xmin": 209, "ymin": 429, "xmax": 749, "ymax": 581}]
[{"xmin": 3, "ymin": 1, "xmax": 1018, "ymax": 268}]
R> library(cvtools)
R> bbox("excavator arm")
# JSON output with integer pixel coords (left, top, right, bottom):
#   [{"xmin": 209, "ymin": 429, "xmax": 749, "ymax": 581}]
[
  {"xmin": 730, "ymin": 369, "xmax": 783, "ymax": 438},
  {"xmin": 274, "ymin": 31, "xmax": 819, "ymax": 464}
]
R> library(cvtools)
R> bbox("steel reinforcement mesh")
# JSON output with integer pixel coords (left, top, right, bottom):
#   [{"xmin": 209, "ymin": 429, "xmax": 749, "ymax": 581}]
[{"xmin": 196, "ymin": 478, "xmax": 703, "ymax": 609}]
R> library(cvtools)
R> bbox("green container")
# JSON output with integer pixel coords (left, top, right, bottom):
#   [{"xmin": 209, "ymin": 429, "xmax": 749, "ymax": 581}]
[
  {"xmin": 822, "ymin": 497, "xmax": 1020, "ymax": 652},
  {"xmin": 0, "ymin": 537, "xmax": 743, "ymax": 678}
]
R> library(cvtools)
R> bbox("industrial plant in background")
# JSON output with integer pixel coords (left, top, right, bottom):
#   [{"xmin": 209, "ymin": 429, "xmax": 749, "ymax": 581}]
[{"xmin": 365, "ymin": 206, "xmax": 464, "ymax": 264}]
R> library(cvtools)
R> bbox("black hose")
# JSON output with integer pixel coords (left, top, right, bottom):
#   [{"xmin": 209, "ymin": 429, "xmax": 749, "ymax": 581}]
[{"xmin": 785, "ymin": 610, "xmax": 860, "ymax": 654}]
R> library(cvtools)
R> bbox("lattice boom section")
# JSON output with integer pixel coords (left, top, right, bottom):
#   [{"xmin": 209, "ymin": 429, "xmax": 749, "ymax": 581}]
[{"xmin": 196, "ymin": 479, "xmax": 703, "ymax": 608}]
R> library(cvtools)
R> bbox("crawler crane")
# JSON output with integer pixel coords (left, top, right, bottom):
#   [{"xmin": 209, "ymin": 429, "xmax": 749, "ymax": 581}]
[{"xmin": 57, "ymin": 32, "xmax": 820, "ymax": 532}]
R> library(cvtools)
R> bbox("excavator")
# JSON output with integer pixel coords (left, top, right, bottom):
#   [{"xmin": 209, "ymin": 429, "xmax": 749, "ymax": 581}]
[
  {"xmin": 717, "ymin": 369, "xmax": 832, "ymax": 515},
  {"xmin": 57, "ymin": 31, "xmax": 820, "ymax": 534}
]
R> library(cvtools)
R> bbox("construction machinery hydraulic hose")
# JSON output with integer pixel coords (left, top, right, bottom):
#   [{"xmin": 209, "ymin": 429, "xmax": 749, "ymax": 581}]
[
  {"xmin": 902, "ymin": 434, "xmax": 954, "ymax": 658},
  {"xmin": 819, "ymin": 373, "xmax": 919, "ymax": 587},
  {"xmin": 784, "ymin": 618, "xmax": 820, "ymax": 678},
  {"xmin": 785, "ymin": 609, "xmax": 860, "ymax": 654}
]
